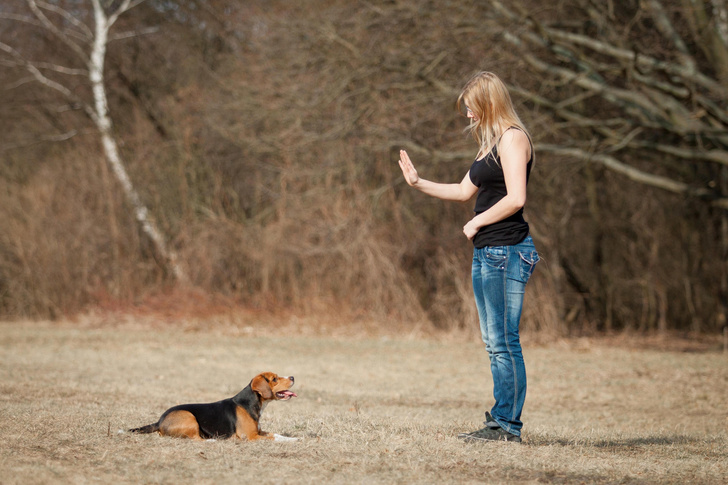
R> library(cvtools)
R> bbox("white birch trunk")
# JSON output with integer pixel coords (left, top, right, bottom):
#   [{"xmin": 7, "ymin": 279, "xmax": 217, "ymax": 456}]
[
  {"xmin": 7, "ymin": 0, "xmax": 185, "ymax": 280},
  {"xmin": 89, "ymin": 0, "xmax": 185, "ymax": 281}
]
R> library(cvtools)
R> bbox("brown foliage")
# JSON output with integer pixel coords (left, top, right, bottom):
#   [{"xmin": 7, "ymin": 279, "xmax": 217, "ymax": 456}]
[{"xmin": 0, "ymin": 0, "xmax": 726, "ymax": 333}]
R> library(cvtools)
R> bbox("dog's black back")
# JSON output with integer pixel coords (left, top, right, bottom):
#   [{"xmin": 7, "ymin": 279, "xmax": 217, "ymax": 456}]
[{"xmin": 156, "ymin": 384, "xmax": 262, "ymax": 439}]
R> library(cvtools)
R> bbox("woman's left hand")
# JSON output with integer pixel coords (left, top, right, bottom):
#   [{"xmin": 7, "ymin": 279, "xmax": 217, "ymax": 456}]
[{"xmin": 463, "ymin": 219, "xmax": 480, "ymax": 240}]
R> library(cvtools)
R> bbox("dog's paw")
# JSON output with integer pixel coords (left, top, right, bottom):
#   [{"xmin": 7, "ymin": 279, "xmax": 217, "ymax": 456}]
[
  {"xmin": 205, "ymin": 439, "xmax": 217, "ymax": 442},
  {"xmin": 117, "ymin": 429, "xmax": 126, "ymax": 434},
  {"xmin": 273, "ymin": 434, "xmax": 298, "ymax": 442}
]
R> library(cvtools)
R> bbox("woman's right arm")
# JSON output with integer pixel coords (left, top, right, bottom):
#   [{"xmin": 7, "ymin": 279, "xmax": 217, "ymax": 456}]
[{"xmin": 398, "ymin": 150, "xmax": 477, "ymax": 202}]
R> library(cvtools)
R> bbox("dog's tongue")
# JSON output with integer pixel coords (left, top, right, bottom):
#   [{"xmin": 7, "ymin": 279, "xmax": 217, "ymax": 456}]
[{"xmin": 281, "ymin": 391, "xmax": 297, "ymax": 398}]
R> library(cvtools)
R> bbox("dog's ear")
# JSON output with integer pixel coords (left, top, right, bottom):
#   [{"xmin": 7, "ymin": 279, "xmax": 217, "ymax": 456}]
[{"xmin": 251, "ymin": 375, "xmax": 274, "ymax": 400}]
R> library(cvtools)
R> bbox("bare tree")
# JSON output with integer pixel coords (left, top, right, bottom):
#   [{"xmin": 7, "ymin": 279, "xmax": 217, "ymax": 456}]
[
  {"xmin": 0, "ymin": 0, "xmax": 185, "ymax": 281},
  {"xmin": 482, "ymin": 0, "xmax": 728, "ymax": 330},
  {"xmin": 486, "ymin": 0, "xmax": 727, "ymax": 207}
]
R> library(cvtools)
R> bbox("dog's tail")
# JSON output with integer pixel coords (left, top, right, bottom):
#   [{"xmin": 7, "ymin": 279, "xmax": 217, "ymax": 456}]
[{"xmin": 128, "ymin": 422, "xmax": 160, "ymax": 434}]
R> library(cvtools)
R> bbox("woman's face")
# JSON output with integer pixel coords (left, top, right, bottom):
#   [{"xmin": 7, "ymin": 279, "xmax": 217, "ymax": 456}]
[{"xmin": 466, "ymin": 106, "xmax": 479, "ymax": 121}]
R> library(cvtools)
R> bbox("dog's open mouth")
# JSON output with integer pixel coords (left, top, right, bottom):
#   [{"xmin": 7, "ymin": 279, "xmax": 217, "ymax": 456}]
[{"xmin": 276, "ymin": 390, "xmax": 297, "ymax": 400}]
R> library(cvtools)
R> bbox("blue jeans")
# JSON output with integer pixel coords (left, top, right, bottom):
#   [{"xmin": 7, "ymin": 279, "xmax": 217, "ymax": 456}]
[{"xmin": 472, "ymin": 235, "xmax": 539, "ymax": 436}]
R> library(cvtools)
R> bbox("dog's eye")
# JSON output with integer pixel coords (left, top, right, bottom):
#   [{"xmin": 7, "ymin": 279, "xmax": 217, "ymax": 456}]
[{"xmin": 272, "ymin": 378, "xmax": 278, "ymax": 382}]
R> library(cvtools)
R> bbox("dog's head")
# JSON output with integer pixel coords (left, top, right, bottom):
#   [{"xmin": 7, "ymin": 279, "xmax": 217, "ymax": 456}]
[{"xmin": 251, "ymin": 372, "xmax": 296, "ymax": 402}]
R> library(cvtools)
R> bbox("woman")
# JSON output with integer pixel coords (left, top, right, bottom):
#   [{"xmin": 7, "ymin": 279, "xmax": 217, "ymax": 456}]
[{"xmin": 398, "ymin": 71, "xmax": 539, "ymax": 443}]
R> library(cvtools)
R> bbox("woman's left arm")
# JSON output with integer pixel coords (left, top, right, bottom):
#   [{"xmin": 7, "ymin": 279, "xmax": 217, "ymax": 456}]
[{"xmin": 463, "ymin": 129, "xmax": 531, "ymax": 240}]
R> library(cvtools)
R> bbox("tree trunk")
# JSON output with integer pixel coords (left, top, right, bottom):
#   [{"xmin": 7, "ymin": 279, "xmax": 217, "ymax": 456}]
[{"xmin": 89, "ymin": 0, "xmax": 185, "ymax": 282}]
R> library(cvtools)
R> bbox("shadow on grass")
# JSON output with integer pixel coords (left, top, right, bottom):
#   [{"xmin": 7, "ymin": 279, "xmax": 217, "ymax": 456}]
[
  {"xmin": 591, "ymin": 436, "xmax": 697, "ymax": 447},
  {"xmin": 531, "ymin": 434, "xmax": 726, "ymax": 453}
]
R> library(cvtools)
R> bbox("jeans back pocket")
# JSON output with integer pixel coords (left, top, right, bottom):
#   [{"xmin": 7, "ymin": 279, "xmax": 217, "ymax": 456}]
[{"xmin": 518, "ymin": 250, "xmax": 540, "ymax": 282}]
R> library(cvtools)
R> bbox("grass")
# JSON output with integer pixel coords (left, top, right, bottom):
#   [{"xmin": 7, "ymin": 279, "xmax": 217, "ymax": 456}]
[{"xmin": 1, "ymin": 319, "xmax": 726, "ymax": 484}]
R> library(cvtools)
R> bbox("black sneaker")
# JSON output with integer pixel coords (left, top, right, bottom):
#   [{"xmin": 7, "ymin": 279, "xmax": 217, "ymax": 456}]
[
  {"xmin": 457, "ymin": 413, "xmax": 522, "ymax": 443},
  {"xmin": 458, "ymin": 426, "xmax": 522, "ymax": 443}
]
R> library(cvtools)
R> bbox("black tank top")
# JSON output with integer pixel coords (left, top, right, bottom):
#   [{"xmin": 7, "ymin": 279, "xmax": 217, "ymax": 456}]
[{"xmin": 468, "ymin": 128, "xmax": 533, "ymax": 248}]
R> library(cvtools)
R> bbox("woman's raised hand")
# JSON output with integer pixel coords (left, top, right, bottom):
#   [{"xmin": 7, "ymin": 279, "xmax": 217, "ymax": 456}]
[{"xmin": 398, "ymin": 150, "xmax": 420, "ymax": 187}]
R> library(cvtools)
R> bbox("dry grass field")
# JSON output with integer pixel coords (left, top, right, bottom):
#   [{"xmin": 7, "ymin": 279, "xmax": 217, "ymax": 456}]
[{"xmin": 1, "ymin": 319, "xmax": 726, "ymax": 484}]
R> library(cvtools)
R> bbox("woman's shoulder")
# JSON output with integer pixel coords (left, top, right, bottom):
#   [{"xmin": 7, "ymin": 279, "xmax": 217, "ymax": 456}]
[
  {"xmin": 497, "ymin": 126, "xmax": 532, "ymax": 164},
  {"xmin": 499, "ymin": 126, "xmax": 529, "ymax": 144},
  {"xmin": 498, "ymin": 127, "xmax": 530, "ymax": 151}
]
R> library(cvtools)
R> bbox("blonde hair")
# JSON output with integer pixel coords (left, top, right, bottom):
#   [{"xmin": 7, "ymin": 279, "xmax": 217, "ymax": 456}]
[{"xmin": 456, "ymin": 71, "xmax": 532, "ymax": 160}]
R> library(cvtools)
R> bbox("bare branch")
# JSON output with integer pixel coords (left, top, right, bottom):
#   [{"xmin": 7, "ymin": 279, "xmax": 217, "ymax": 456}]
[
  {"xmin": 714, "ymin": 0, "xmax": 728, "ymax": 48},
  {"xmin": 537, "ymin": 144, "xmax": 728, "ymax": 209},
  {"xmin": 3, "ymin": 75, "xmax": 40, "ymax": 90},
  {"xmin": 696, "ymin": 95, "xmax": 728, "ymax": 125},
  {"xmin": 545, "ymin": 28, "xmax": 725, "ymax": 97},
  {"xmin": 33, "ymin": 62, "xmax": 88, "ymax": 76},
  {"xmin": 107, "ymin": 0, "xmax": 147, "ymax": 29},
  {"xmin": 0, "ymin": 58, "xmax": 19, "ymax": 68},
  {"xmin": 510, "ymin": 80, "xmax": 728, "ymax": 166},
  {"xmin": 0, "ymin": 41, "xmax": 95, "ymax": 121},
  {"xmin": 0, "ymin": 41, "xmax": 70, "ymax": 98},
  {"xmin": 37, "ymin": 1, "xmax": 93, "ymax": 41},
  {"xmin": 628, "ymin": 142, "xmax": 728, "ymax": 166},
  {"xmin": 644, "ymin": 0, "xmax": 697, "ymax": 71},
  {"xmin": 319, "ymin": 22, "xmax": 361, "ymax": 58},
  {"xmin": 607, "ymin": 128, "xmax": 643, "ymax": 153},
  {"xmin": 491, "ymin": 0, "xmax": 728, "ymax": 98},
  {"xmin": 386, "ymin": 139, "xmax": 471, "ymax": 163},
  {"xmin": 108, "ymin": 26, "xmax": 159, "ymax": 42},
  {"xmin": 508, "ymin": 85, "xmax": 631, "ymax": 142},
  {"xmin": 0, "ymin": 12, "xmax": 41, "ymax": 28},
  {"xmin": 26, "ymin": 0, "xmax": 89, "ymax": 63},
  {"xmin": 680, "ymin": 0, "xmax": 728, "ymax": 81},
  {"xmin": 503, "ymin": 33, "xmax": 671, "ymax": 130},
  {"xmin": 1, "ymin": 130, "xmax": 78, "ymax": 152}
]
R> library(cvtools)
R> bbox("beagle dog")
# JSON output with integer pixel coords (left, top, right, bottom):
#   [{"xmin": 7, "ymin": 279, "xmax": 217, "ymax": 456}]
[{"xmin": 129, "ymin": 372, "xmax": 297, "ymax": 441}]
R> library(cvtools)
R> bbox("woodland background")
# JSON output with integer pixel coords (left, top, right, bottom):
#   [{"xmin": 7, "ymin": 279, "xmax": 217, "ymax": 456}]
[{"xmin": 0, "ymin": 0, "xmax": 727, "ymax": 336}]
